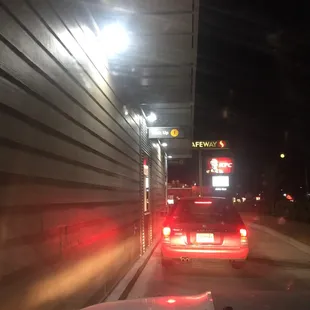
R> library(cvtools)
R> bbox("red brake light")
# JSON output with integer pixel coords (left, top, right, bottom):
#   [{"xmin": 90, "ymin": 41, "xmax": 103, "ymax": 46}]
[
  {"xmin": 240, "ymin": 228, "xmax": 247, "ymax": 237},
  {"xmin": 194, "ymin": 201, "xmax": 212, "ymax": 204},
  {"xmin": 163, "ymin": 227, "xmax": 171, "ymax": 237}
]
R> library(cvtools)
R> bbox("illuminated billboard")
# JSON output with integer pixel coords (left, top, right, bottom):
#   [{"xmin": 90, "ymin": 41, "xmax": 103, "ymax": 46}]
[
  {"xmin": 212, "ymin": 175, "xmax": 230, "ymax": 187},
  {"xmin": 206, "ymin": 157, "xmax": 233, "ymax": 174}
]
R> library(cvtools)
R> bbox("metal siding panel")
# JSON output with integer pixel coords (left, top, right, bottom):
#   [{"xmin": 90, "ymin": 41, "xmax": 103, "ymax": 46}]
[
  {"xmin": 47, "ymin": 0, "xmax": 140, "ymax": 139},
  {"xmin": 109, "ymin": 65, "xmax": 192, "ymax": 77},
  {"xmin": 139, "ymin": 116, "xmax": 148, "ymax": 254},
  {"xmin": 0, "ymin": 1, "xmax": 142, "ymax": 308},
  {"xmin": 149, "ymin": 145, "xmax": 166, "ymax": 242},
  {"xmin": 88, "ymin": 0, "xmax": 193, "ymax": 13},
  {"xmin": 0, "ymin": 184, "xmax": 139, "ymax": 208},
  {"xmin": 0, "ymin": 112, "xmax": 140, "ymax": 181},
  {"xmin": 153, "ymin": 113, "xmax": 191, "ymax": 127},
  {"xmin": 29, "ymin": 0, "xmax": 140, "ymax": 138},
  {"xmin": 109, "ymin": 51, "xmax": 193, "ymax": 65},
  {"xmin": 140, "ymin": 117, "xmax": 150, "ymax": 156},
  {"xmin": 104, "ymin": 14, "xmax": 193, "ymax": 34},
  {"xmin": 0, "ymin": 145, "xmax": 138, "ymax": 190},
  {"xmin": 132, "ymin": 34, "xmax": 193, "ymax": 50},
  {"xmin": 1, "ymin": 205, "xmax": 140, "ymax": 245},
  {"xmin": 139, "ymin": 76, "xmax": 191, "ymax": 87},
  {"xmin": 0, "ymin": 75, "xmax": 139, "ymax": 167},
  {"xmin": 130, "ymin": 88, "xmax": 192, "ymax": 104},
  {"xmin": 0, "ymin": 5, "xmax": 140, "ymax": 158}
]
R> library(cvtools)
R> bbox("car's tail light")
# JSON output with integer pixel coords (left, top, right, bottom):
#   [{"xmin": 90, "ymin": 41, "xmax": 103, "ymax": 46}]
[
  {"xmin": 163, "ymin": 227, "xmax": 171, "ymax": 237},
  {"xmin": 240, "ymin": 228, "xmax": 248, "ymax": 245},
  {"xmin": 194, "ymin": 201, "xmax": 212, "ymax": 204},
  {"xmin": 240, "ymin": 228, "xmax": 247, "ymax": 237}
]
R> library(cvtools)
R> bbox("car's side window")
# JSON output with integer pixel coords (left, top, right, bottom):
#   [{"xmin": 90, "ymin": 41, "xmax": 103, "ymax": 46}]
[{"xmin": 223, "ymin": 205, "xmax": 242, "ymax": 223}]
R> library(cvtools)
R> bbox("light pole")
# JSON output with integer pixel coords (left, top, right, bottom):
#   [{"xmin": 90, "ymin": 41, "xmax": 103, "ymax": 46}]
[
  {"xmin": 271, "ymin": 153, "xmax": 286, "ymax": 214},
  {"xmin": 305, "ymin": 166, "xmax": 309, "ymax": 197},
  {"xmin": 198, "ymin": 150, "xmax": 203, "ymax": 196}
]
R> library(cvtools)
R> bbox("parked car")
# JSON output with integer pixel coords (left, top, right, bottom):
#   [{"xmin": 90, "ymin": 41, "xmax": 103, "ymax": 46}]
[{"xmin": 161, "ymin": 196, "xmax": 249, "ymax": 269}]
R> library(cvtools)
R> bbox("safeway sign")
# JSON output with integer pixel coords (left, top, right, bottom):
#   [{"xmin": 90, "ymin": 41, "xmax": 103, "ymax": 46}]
[{"xmin": 192, "ymin": 140, "xmax": 229, "ymax": 149}]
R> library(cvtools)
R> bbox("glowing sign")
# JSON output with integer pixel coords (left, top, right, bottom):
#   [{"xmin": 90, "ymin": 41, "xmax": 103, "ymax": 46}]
[
  {"xmin": 192, "ymin": 140, "xmax": 229, "ymax": 149},
  {"xmin": 215, "ymin": 187, "xmax": 228, "ymax": 191},
  {"xmin": 170, "ymin": 128, "xmax": 179, "ymax": 137},
  {"xmin": 149, "ymin": 127, "xmax": 184, "ymax": 139},
  {"xmin": 207, "ymin": 157, "xmax": 233, "ymax": 174},
  {"xmin": 212, "ymin": 176, "xmax": 230, "ymax": 187}
]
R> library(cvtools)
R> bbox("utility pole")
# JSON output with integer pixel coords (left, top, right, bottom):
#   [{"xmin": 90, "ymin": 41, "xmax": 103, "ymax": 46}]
[
  {"xmin": 199, "ymin": 150, "xmax": 203, "ymax": 196},
  {"xmin": 305, "ymin": 165, "xmax": 309, "ymax": 197}
]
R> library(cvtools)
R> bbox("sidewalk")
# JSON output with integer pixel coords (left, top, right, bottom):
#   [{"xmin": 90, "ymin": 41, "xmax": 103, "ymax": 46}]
[{"xmin": 241, "ymin": 212, "xmax": 310, "ymax": 247}]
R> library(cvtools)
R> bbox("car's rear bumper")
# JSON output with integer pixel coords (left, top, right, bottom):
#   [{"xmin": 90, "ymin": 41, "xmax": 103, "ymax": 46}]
[{"xmin": 161, "ymin": 244, "xmax": 249, "ymax": 260}]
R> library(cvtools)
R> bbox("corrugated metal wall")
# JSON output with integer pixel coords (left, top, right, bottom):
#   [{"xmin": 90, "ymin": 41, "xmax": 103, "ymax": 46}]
[
  {"xmin": 139, "ymin": 116, "xmax": 167, "ymax": 253},
  {"xmin": 0, "ymin": 1, "xmax": 153, "ymax": 309},
  {"xmin": 139, "ymin": 116, "xmax": 149, "ymax": 254},
  {"xmin": 150, "ymin": 144, "xmax": 167, "ymax": 241}
]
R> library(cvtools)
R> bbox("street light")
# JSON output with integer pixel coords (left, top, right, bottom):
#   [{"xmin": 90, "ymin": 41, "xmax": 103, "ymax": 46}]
[
  {"xmin": 280, "ymin": 153, "xmax": 285, "ymax": 159},
  {"xmin": 146, "ymin": 112, "xmax": 157, "ymax": 123},
  {"xmin": 123, "ymin": 105, "xmax": 129, "ymax": 116},
  {"xmin": 100, "ymin": 23, "xmax": 129, "ymax": 57}
]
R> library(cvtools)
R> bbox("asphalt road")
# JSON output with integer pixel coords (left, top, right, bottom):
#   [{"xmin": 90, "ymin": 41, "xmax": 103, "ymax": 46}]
[{"xmin": 127, "ymin": 226, "xmax": 310, "ymax": 310}]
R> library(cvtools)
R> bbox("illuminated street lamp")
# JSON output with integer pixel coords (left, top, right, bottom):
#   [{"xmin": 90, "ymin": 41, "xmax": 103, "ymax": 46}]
[
  {"xmin": 123, "ymin": 105, "xmax": 129, "ymax": 116},
  {"xmin": 280, "ymin": 153, "xmax": 285, "ymax": 159},
  {"xmin": 146, "ymin": 112, "xmax": 157, "ymax": 123},
  {"xmin": 100, "ymin": 23, "xmax": 129, "ymax": 56}
]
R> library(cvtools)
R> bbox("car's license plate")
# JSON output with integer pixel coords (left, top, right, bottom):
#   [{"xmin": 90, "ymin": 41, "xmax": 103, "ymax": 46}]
[{"xmin": 196, "ymin": 233, "xmax": 214, "ymax": 243}]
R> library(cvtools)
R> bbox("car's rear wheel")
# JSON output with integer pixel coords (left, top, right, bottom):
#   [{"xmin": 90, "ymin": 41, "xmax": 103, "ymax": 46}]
[{"xmin": 230, "ymin": 260, "xmax": 246, "ymax": 269}]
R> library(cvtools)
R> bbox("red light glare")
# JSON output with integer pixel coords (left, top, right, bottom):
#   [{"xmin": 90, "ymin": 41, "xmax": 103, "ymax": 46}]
[
  {"xmin": 167, "ymin": 299, "xmax": 176, "ymax": 304},
  {"xmin": 180, "ymin": 235, "xmax": 187, "ymax": 244},
  {"xmin": 240, "ymin": 228, "xmax": 247, "ymax": 237},
  {"xmin": 163, "ymin": 227, "xmax": 171, "ymax": 237},
  {"xmin": 286, "ymin": 194, "xmax": 293, "ymax": 200},
  {"xmin": 194, "ymin": 201, "xmax": 212, "ymax": 204}
]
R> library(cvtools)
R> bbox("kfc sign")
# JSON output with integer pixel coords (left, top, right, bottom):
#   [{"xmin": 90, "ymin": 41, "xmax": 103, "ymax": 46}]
[{"xmin": 206, "ymin": 157, "xmax": 233, "ymax": 174}]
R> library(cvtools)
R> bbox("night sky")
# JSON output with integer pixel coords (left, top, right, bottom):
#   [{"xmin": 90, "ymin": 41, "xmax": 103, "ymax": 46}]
[{"xmin": 169, "ymin": 0, "xmax": 310, "ymax": 195}]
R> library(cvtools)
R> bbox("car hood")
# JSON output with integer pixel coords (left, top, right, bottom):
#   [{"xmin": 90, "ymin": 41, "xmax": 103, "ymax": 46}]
[{"xmin": 82, "ymin": 291, "xmax": 214, "ymax": 310}]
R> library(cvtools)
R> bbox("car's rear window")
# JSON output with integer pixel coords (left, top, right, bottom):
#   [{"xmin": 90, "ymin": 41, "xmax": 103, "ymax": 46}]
[{"xmin": 171, "ymin": 199, "xmax": 241, "ymax": 224}]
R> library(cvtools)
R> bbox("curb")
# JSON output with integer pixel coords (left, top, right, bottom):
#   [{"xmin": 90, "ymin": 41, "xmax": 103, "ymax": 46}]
[
  {"xmin": 103, "ymin": 237, "xmax": 160, "ymax": 302},
  {"xmin": 248, "ymin": 222, "xmax": 310, "ymax": 256}
]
